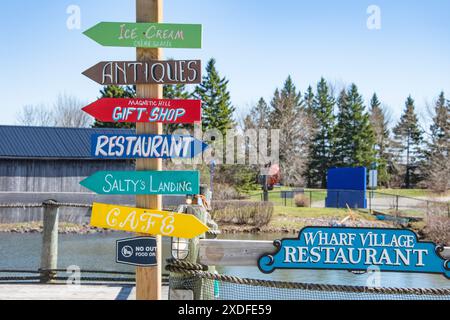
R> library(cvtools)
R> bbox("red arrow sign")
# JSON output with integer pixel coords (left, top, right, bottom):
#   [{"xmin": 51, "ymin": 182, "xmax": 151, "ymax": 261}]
[{"xmin": 82, "ymin": 98, "xmax": 202, "ymax": 124}]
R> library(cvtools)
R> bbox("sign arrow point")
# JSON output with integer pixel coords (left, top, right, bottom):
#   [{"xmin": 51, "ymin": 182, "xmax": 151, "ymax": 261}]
[{"xmin": 79, "ymin": 177, "xmax": 90, "ymax": 191}]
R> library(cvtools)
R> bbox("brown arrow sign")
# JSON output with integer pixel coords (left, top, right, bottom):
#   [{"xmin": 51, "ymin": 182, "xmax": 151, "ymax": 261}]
[{"xmin": 82, "ymin": 60, "xmax": 202, "ymax": 85}]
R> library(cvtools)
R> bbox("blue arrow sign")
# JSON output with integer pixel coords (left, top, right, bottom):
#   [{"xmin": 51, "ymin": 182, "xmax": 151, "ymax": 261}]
[
  {"xmin": 91, "ymin": 134, "xmax": 208, "ymax": 159},
  {"xmin": 116, "ymin": 237, "xmax": 157, "ymax": 267},
  {"xmin": 258, "ymin": 227, "xmax": 450, "ymax": 279}
]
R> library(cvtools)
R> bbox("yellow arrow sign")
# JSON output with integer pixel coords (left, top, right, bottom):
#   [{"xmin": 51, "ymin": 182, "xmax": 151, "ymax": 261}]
[{"xmin": 90, "ymin": 203, "xmax": 209, "ymax": 239}]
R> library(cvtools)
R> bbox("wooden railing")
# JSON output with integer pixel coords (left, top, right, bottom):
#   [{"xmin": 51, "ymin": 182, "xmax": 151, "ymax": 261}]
[{"xmin": 198, "ymin": 239, "xmax": 450, "ymax": 266}]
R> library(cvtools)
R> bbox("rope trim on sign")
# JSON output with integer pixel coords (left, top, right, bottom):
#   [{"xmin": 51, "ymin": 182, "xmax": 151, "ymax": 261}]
[{"xmin": 165, "ymin": 259, "xmax": 450, "ymax": 296}]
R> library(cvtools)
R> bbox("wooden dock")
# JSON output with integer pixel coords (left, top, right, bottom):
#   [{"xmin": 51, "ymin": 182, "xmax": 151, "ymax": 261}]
[{"xmin": 0, "ymin": 284, "xmax": 169, "ymax": 300}]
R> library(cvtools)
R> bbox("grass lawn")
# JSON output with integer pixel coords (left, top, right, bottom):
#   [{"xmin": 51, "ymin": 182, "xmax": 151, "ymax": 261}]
[
  {"xmin": 374, "ymin": 189, "xmax": 436, "ymax": 198},
  {"xmin": 246, "ymin": 187, "xmax": 444, "ymax": 203},
  {"xmin": 273, "ymin": 206, "xmax": 375, "ymax": 219},
  {"xmin": 267, "ymin": 206, "xmax": 377, "ymax": 230}
]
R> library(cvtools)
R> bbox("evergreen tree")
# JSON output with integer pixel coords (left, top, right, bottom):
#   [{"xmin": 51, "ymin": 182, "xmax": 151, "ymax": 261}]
[
  {"xmin": 369, "ymin": 93, "xmax": 392, "ymax": 186},
  {"xmin": 334, "ymin": 89, "xmax": 351, "ymax": 165},
  {"xmin": 392, "ymin": 96, "xmax": 424, "ymax": 188},
  {"xmin": 425, "ymin": 92, "xmax": 450, "ymax": 192},
  {"xmin": 269, "ymin": 76, "xmax": 309, "ymax": 186},
  {"xmin": 163, "ymin": 83, "xmax": 192, "ymax": 134},
  {"xmin": 303, "ymin": 86, "xmax": 315, "ymax": 116},
  {"xmin": 429, "ymin": 92, "xmax": 450, "ymax": 145},
  {"xmin": 244, "ymin": 97, "xmax": 270, "ymax": 130},
  {"xmin": 302, "ymin": 85, "xmax": 316, "ymax": 187},
  {"xmin": 194, "ymin": 58, "xmax": 235, "ymax": 135},
  {"xmin": 305, "ymin": 78, "xmax": 336, "ymax": 188},
  {"xmin": 93, "ymin": 85, "xmax": 136, "ymax": 128},
  {"xmin": 334, "ymin": 84, "xmax": 376, "ymax": 168}
]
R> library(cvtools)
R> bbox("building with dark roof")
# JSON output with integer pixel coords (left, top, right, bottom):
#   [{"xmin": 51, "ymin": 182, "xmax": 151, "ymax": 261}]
[
  {"xmin": 0, "ymin": 125, "xmax": 182, "ymax": 223},
  {"xmin": 0, "ymin": 125, "xmax": 134, "ymax": 159},
  {"xmin": 0, "ymin": 126, "xmax": 134, "ymax": 193}
]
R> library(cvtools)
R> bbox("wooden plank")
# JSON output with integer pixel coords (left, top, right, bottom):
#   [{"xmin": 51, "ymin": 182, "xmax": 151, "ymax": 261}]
[
  {"xmin": 0, "ymin": 285, "xmax": 169, "ymax": 300},
  {"xmin": 84, "ymin": 22, "xmax": 202, "ymax": 49},
  {"xmin": 135, "ymin": 0, "xmax": 163, "ymax": 301},
  {"xmin": 91, "ymin": 134, "xmax": 207, "ymax": 159},
  {"xmin": 80, "ymin": 171, "xmax": 200, "ymax": 195},
  {"xmin": 199, "ymin": 239, "xmax": 274, "ymax": 266},
  {"xmin": 90, "ymin": 202, "xmax": 208, "ymax": 238},
  {"xmin": 199, "ymin": 239, "xmax": 450, "ymax": 266},
  {"xmin": 82, "ymin": 98, "xmax": 202, "ymax": 123},
  {"xmin": 82, "ymin": 61, "xmax": 201, "ymax": 85}
]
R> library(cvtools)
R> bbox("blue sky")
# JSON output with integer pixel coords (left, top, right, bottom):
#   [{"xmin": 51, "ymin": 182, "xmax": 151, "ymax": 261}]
[{"xmin": 0, "ymin": 0, "xmax": 449, "ymax": 127}]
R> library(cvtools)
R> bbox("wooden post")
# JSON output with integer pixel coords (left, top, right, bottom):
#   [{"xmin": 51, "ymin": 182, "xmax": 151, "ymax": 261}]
[
  {"xmin": 135, "ymin": 0, "xmax": 163, "ymax": 300},
  {"xmin": 309, "ymin": 191, "xmax": 312, "ymax": 208},
  {"xmin": 263, "ymin": 175, "xmax": 269, "ymax": 202},
  {"xmin": 40, "ymin": 200, "xmax": 59, "ymax": 283}
]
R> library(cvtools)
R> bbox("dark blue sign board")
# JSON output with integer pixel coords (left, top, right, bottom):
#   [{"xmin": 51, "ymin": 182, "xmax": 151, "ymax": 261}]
[
  {"xmin": 91, "ymin": 134, "xmax": 208, "ymax": 159},
  {"xmin": 325, "ymin": 167, "xmax": 367, "ymax": 209},
  {"xmin": 258, "ymin": 227, "xmax": 450, "ymax": 279},
  {"xmin": 116, "ymin": 237, "xmax": 157, "ymax": 267}
]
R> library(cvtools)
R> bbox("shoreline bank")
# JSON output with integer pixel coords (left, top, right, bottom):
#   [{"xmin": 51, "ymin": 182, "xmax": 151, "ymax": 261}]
[
  {"xmin": 0, "ymin": 218, "xmax": 446, "ymax": 247},
  {"xmin": 0, "ymin": 217, "xmax": 395, "ymax": 235}
]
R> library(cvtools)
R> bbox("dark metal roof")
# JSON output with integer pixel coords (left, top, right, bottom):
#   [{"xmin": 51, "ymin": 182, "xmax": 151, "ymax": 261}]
[{"xmin": 0, "ymin": 126, "xmax": 134, "ymax": 159}]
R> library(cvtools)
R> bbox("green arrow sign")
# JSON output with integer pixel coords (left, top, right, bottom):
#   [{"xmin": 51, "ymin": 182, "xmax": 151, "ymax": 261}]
[
  {"xmin": 80, "ymin": 171, "xmax": 200, "ymax": 195},
  {"xmin": 83, "ymin": 22, "xmax": 202, "ymax": 48}
]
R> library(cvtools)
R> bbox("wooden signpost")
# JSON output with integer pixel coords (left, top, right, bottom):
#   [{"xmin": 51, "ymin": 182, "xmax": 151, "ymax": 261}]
[
  {"xmin": 83, "ymin": 0, "xmax": 203, "ymax": 300},
  {"xmin": 82, "ymin": 98, "xmax": 202, "ymax": 124},
  {"xmin": 90, "ymin": 202, "xmax": 209, "ymax": 238},
  {"xmin": 84, "ymin": 22, "xmax": 202, "ymax": 48},
  {"xmin": 82, "ymin": 60, "xmax": 201, "ymax": 85},
  {"xmin": 80, "ymin": 170, "xmax": 200, "ymax": 195},
  {"xmin": 135, "ymin": 0, "xmax": 163, "ymax": 301}
]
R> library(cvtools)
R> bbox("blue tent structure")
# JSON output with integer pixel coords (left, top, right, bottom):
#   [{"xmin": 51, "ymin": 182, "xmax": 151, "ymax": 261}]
[{"xmin": 325, "ymin": 167, "xmax": 367, "ymax": 209}]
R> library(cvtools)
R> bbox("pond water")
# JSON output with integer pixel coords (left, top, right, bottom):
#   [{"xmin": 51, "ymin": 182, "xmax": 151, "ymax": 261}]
[{"xmin": 0, "ymin": 232, "xmax": 448, "ymax": 289}]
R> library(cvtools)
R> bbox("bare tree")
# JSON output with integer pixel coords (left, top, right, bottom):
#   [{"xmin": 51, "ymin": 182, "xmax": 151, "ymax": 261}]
[
  {"xmin": 16, "ymin": 104, "xmax": 54, "ymax": 126},
  {"xmin": 269, "ymin": 77, "xmax": 312, "ymax": 186},
  {"xmin": 53, "ymin": 94, "xmax": 92, "ymax": 128},
  {"xmin": 424, "ymin": 93, "xmax": 450, "ymax": 193},
  {"xmin": 16, "ymin": 94, "xmax": 92, "ymax": 128}
]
